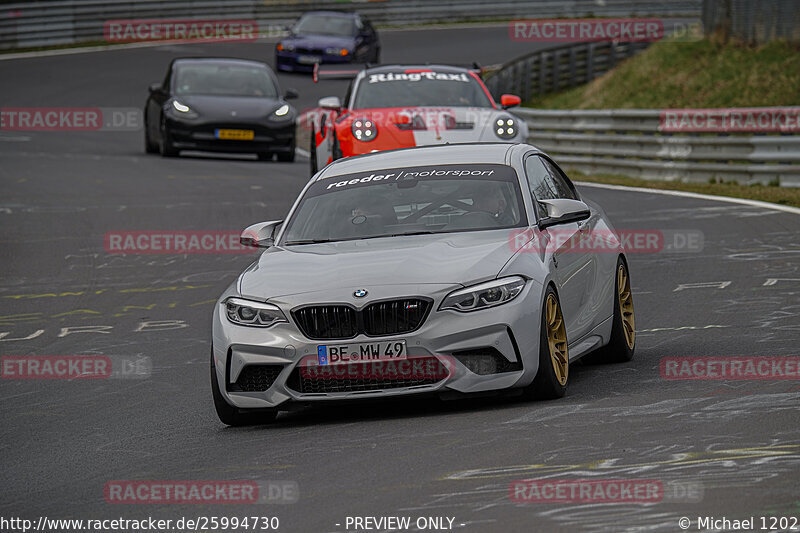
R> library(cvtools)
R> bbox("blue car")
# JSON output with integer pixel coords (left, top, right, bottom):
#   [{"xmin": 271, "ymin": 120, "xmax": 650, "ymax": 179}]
[{"xmin": 276, "ymin": 11, "xmax": 380, "ymax": 73}]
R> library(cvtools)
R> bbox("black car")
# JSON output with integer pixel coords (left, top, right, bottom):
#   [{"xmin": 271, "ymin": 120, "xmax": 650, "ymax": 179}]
[
  {"xmin": 276, "ymin": 11, "xmax": 380, "ymax": 73},
  {"xmin": 144, "ymin": 57, "xmax": 299, "ymax": 161}
]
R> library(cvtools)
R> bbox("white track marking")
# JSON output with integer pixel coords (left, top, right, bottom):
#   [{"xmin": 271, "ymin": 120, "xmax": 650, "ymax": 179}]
[{"xmin": 576, "ymin": 181, "xmax": 800, "ymax": 215}]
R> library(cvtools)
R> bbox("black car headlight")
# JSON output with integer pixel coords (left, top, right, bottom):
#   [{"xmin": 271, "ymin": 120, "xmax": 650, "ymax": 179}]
[
  {"xmin": 224, "ymin": 297, "xmax": 287, "ymax": 327},
  {"xmin": 351, "ymin": 118, "xmax": 377, "ymax": 141},
  {"xmin": 494, "ymin": 117, "xmax": 517, "ymax": 139},
  {"xmin": 168, "ymin": 99, "xmax": 199, "ymax": 119},
  {"xmin": 439, "ymin": 276, "xmax": 526, "ymax": 312},
  {"xmin": 277, "ymin": 42, "xmax": 295, "ymax": 52}
]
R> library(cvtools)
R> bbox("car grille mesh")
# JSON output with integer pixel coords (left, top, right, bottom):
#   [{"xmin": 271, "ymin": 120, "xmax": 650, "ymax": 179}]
[
  {"xmin": 292, "ymin": 299, "xmax": 431, "ymax": 340},
  {"xmin": 286, "ymin": 356, "xmax": 448, "ymax": 394},
  {"xmin": 228, "ymin": 365, "xmax": 283, "ymax": 392}
]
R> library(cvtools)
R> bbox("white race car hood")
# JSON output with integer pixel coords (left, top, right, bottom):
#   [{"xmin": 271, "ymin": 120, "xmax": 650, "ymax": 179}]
[{"xmin": 238, "ymin": 229, "xmax": 519, "ymax": 299}]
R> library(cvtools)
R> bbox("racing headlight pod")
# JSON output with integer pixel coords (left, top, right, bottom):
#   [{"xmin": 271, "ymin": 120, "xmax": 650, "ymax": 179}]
[
  {"xmin": 494, "ymin": 117, "xmax": 517, "ymax": 139},
  {"xmin": 352, "ymin": 118, "xmax": 377, "ymax": 141},
  {"xmin": 440, "ymin": 276, "xmax": 526, "ymax": 312},
  {"xmin": 224, "ymin": 298, "xmax": 287, "ymax": 327}
]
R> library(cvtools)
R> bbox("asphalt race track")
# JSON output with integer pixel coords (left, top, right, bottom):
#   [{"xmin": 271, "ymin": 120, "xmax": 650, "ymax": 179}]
[{"xmin": 2, "ymin": 23, "xmax": 800, "ymax": 533}]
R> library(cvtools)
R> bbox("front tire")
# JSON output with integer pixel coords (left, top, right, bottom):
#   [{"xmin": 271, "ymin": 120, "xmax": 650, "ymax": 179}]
[
  {"xmin": 588, "ymin": 257, "xmax": 636, "ymax": 363},
  {"xmin": 526, "ymin": 286, "xmax": 568, "ymax": 400},
  {"xmin": 211, "ymin": 352, "xmax": 278, "ymax": 426},
  {"xmin": 144, "ymin": 119, "xmax": 158, "ymax": 154},
  {"xmin": 158, "ymin": 119, "xmax": 179, "ymax": 157}
]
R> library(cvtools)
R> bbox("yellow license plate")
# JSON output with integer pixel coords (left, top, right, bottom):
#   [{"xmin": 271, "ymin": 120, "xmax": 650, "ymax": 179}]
[{"xmin": 215, "ymin": 129, "xmax": 254, "ymax": 140}]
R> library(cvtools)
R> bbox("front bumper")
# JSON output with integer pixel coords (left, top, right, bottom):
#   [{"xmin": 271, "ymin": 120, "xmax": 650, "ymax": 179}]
[
  {"xmin": 165, "ymin": 117, "xmax": 295, "ymax": 154},
  {"xmin": 275, "ymin": 51, "xmax": 352, "ymax": 73},
  {"xmin": 212, "ymin": 282, "xmax": 543, "ymax": 410}
]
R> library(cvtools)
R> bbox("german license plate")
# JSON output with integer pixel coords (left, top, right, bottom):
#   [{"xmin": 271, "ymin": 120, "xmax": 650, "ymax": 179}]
[
  {"xmin": 297, "ymin": 55, "xmax": 321, "ymax": 65},
  {"xmin": 215, "ymin": 128, "xmax": 254, "ymax": 140},
  {"xmin": 317, "ymin": 340, "xmax": 406, "ymax": 365}
]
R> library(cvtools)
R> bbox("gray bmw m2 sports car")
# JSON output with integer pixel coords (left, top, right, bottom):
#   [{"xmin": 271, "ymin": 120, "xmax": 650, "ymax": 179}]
[{"xmin": 211, "ymin": 143, "xmax": 635, "ymax": 425}]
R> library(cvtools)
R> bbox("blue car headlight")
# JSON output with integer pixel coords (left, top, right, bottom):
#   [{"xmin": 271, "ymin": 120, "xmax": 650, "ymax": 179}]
[
  {"xmin": 439, "ymin": 276, "xmax": 526, "ymax": 312},
  {"xmin": 224, "ymin": 297, "xmax": 287, "ymax": 327}
]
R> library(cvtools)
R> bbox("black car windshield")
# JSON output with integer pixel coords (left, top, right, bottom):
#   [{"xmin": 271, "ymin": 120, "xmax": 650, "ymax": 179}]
[
  {"xmin": 293, "ymin": 14, "xmax": 356, "ymax": 37},
  {"xmin": 173, "ymin": 64, "xmax": 278, "ymax": 98},
  {"xmin": 353, "ymin": 71, "xmax": 494, "ymax": 109},
  {"xmin": 281, "ymin": 164, "xmax": 526, "ymax": 245}
]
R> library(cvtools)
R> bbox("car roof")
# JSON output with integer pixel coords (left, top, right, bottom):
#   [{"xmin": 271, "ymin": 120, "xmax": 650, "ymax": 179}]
[
  {"xmin": 363, "ymin": 64, "xmax": 474, "ymax": 75},
  {"xmin": 171, "ymin": 57, "xmax": 269, "ymax": 68},
  {"xmin": 317, "ymin": 143, "xmax": 526, "ymax": 180},
  {"xmin": 300, "ymin": 10, "xmax": 358, "ymax": 19}
]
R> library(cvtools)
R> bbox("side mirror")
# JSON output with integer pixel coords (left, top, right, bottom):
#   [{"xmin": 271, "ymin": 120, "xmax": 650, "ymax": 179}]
[
  {"xmin": 148, "ymin": 83, "xmax": 163, "ymax": 95},
  {"xmin": 500, "ymin": 94, "xmax": 521, "ymax": 109},
  {"xmin": 284, "ymin": 88, "xmax": 299, "ymax": 100},
  {"xmin": 318, "ymin": 96, "xmax": 342, "ymax": 110},
  {"xmin": 240, "ymin": 220, "xmax": 283, "ymax": 248},
  {"xmin": 537, "ymin": 199, "xmax": 590, "ymax": 230}
]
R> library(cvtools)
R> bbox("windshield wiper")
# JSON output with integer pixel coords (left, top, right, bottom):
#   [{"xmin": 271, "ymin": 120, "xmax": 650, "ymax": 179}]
[
  {"xmin": 282, "ymin": 238, "xmax": 337, "ymax": 245},
  {"xmin": 360, "ymin": 231, "xmax": 439, "ymax": 240}
]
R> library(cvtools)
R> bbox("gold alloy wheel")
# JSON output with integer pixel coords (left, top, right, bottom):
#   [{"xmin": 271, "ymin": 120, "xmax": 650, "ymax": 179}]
[
  {"xmin": 617, "ymin": 264, "xmax": 636, "ymax": 350},
  {"xmin": 545, "ymin": 293, "xmax": 569, "ymax": 386}
]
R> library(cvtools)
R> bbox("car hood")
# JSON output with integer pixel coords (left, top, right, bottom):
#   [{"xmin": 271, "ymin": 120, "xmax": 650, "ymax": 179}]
[
  {"xmin": 342, "ymin": 106, "xmax": 522, "ymax": 145},
  {"xmin": 238, "ymin": 229, "xmax": 519, "ymax": 299},
  {"xmin": 174, "ymin": 95, "xmax": 284, "ymax": 120},
  {"xmin": 283, "ymin": 34, "xmax": 355, "ymax": 49}
]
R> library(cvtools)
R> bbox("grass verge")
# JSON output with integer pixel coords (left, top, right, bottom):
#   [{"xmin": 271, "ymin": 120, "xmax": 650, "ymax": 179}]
[
  {"xmin": 572, "ymin": 171, "xmax": 800, "ymax": 208},
  {"xmin": 527, "ymin": 38, "xmax": 800, "ymax": 109}
]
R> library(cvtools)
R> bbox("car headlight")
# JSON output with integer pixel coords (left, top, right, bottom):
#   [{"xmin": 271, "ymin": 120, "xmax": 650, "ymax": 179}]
[
  {"xmin": 273, "ymin": 104, "xmax": 290, "ymax": 117},
  {"xmin": 352, "ymin": 117, "xmax": 377, "ymax": 141},
  {"xmin": 494, "ymin": 117, "xmax": 517, "ymax": 139},
  {"xmin": 224, "ymin": 297, "xmax": 287, "ymax": 328},
  {"xmin": 325, "ymin": 47, "xmax": 350, "ymax": 56},
  {"xmin": 277, "ymin": 42, "xmax": 294, "ymax": 52},
  {"xmin": 170, "ymin": 99, "xmax": 199, "ymax": 119},
  {"xmin": 439, "ymin": 276, "xmax": 526, "ymax": 312}
]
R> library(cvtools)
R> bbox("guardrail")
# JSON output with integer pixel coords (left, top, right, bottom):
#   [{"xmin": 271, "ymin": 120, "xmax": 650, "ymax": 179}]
[
  {"xmin": 483, "ymin": 40, "xmax": 651, "ymax": 103},
  {"xmin": 514, "ymin": 108, "xmax": 800, "ymax": 186},
  {"xmin": 0, "ymin": 0, "xmax": 702, "ymax": 50}
]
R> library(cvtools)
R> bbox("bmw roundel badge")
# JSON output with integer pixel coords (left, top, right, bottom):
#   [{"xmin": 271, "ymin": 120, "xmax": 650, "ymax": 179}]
[{"xmin": 353, "ymin": 289, "xmax": 368, "ymax": 298}]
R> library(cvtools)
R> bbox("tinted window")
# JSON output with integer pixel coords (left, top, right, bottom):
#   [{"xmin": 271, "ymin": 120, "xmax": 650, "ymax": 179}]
[
  {"xmin": 353, "ymin": 71, "xmax": 493, "ymax": 109},
  {"xmin": 525, "ymin": 155, "xmax": 577, "ymax": 218},
  {"xmin": 294, "ymin": 14, "xmax": 356, "ymax": 37},
  {"xmin": 282, "ymin": 164, "xmax": 526, "ymax": 244},
  {"xmin": 173, "ymin": 64, "xmax": 277, "ymax": 97}
]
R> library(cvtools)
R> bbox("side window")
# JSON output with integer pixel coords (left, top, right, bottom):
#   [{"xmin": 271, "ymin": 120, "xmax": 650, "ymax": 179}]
[
  {"xmin": 524, "ymin": 155, "xmax": 556, "ymax": 219},
  {"xmin": 541, "ymin": 158, "xmax": 578, "ymax": 200}
]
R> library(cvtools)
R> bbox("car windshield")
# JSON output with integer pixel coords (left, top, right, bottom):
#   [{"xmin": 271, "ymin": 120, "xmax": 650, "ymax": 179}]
[
  {"xmin": 293, "ymin": 14, "xmax": 356, "ymax": 37},
  {"xmin": 173, "ymin": 64, "xmax": 278, "ymax": 97},
  {"xmin": 353, "ymin": 71, "xmax": 494, "ymax": 109},
  {"xmin": 281, "ymin": 164, "xmax": 526, "ymax": 245}
]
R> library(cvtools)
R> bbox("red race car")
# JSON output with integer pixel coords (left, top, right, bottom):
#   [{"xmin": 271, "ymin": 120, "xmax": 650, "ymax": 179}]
[{"xmin": 308, "ymin": 64, "xmax": 526, "ymax": 174}]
